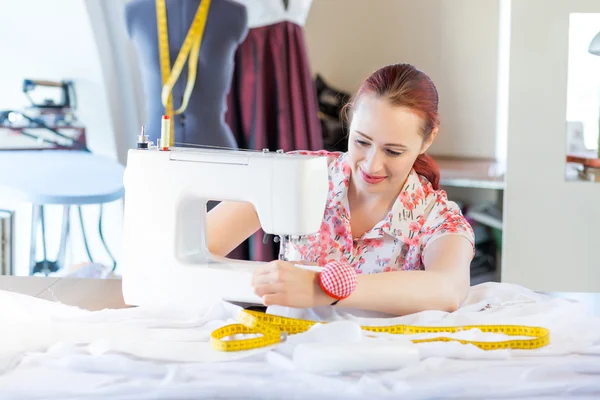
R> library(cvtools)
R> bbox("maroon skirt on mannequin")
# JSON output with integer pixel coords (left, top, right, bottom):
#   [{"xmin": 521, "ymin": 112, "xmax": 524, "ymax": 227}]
[{"xmin": 226, "ymin": 20, "xmax": 323, "ymax": 262}]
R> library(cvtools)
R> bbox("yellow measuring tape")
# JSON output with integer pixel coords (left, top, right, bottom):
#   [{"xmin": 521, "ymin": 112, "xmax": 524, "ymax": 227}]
[
  {"xmin": 156, "ymin": 0, "xmax": 211, "ymax": 146},
  {"xmin": 211, "ymin": 310, "xmax": 550, "ymax": 352}
]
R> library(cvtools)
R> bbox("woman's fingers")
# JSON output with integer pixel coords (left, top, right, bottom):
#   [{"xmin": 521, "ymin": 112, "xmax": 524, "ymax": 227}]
[
  {"xmin": 292, "ymin": 260, "xmax": 318, "ymax": 266},
  {"xmin": 261, "ymin": 293, "xmax": 287, "ymax": 307},
  {"xmin": 253, "ymin": 282, "xmax": 283, "ymax": 297},
  {"xmin": 253, "ymin": 262, "xmax": 276, "ymax": 276},
  {"xmin": 251, "ymin": 262, "xmax": 320, "ymax": 308},
  {"xmin": 252, "ymin": 262, "xmax": 278, "ymax": 285},
  {"xmin": 253, "ymin": 261, "xmax": 291, "ymax": 284}
]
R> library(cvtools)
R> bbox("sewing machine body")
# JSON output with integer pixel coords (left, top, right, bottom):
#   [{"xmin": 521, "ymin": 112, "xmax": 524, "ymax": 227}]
[{"xmin": 121, "ymin": 147, "xmax": 328, "ymax": 308}]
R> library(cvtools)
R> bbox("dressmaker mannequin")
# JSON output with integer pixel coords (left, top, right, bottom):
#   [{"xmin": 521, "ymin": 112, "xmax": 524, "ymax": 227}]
[{"xmin": 125, "ymin": 0, "xmax": 248, "ymax": 147}]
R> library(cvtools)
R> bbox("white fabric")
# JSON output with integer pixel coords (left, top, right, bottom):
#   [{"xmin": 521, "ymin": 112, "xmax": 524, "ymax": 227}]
[
  {"xmin": 1, "ymin": 282, "xmax": 600, "ymax": 399},
  {"xmin": 232, "ymin": 0, "xmax": 313, "ymax": 28}
]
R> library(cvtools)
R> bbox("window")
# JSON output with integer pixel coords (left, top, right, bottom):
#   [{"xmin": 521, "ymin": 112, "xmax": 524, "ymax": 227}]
[{"xmin": 566, "ymin": 13, "xmax": 600, "ymax": 151}]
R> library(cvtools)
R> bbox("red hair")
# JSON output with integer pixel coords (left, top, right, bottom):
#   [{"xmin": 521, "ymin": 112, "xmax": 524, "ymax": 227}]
[{"xmin": 342, "ymin": 64, "xmax": 441, "ymax": 190}]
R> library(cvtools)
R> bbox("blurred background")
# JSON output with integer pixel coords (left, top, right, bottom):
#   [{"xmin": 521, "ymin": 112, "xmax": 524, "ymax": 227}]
[{"xmin": 0, "ymin": 0, "xmax": 598, "ymax": 294}]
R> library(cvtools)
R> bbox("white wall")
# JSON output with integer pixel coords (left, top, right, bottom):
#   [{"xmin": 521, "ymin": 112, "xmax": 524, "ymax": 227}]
[
  {"xmin": 0, "ymin": 0, "xmax": 131, "ymax": 276},
  {"xmin": 0, "ymin": 0, "xmax": 117, "ymax": 158},
  {"xmin": 502, "ymin": 0, "xmax": 600, "ymax": 292},
  {"xmin": 84, "ymin": 0, "xmax": 146, "ymax": 165},
  {"xmin": 304, "ymin": 0, "xmax": 501, "ymax": 160}
]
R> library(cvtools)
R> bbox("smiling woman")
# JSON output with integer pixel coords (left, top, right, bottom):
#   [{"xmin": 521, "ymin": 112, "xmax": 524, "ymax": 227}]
[{"xmin": 207, "ymin": 63, "xmax": 475, "ymax": 317}]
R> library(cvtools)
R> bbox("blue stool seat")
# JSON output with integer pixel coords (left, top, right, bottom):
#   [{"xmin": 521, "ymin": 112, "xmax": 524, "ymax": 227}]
[
  {"xmin": 0, "ymin": 150, "xmax": 125, "ymax": 275},
  {"xmin": 0, "ymin": 150, "xmax": 124, "ymax": 204}
]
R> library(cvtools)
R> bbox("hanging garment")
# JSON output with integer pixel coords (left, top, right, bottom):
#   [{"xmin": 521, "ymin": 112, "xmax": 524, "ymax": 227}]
[{"xmin": 226, "ymin": 0, "xmax": 323, "ymax": 262}]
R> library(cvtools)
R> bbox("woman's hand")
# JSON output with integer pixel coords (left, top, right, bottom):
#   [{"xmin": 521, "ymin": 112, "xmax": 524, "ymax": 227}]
[{"xmin": 251, "ymin": 260, "xmax": 334, "ymax": 308}]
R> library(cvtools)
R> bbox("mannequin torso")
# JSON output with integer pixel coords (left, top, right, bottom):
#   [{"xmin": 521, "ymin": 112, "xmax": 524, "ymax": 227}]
[{"xmin": 125, "ymin": 0, "xmax": 248, "ymax": 147}]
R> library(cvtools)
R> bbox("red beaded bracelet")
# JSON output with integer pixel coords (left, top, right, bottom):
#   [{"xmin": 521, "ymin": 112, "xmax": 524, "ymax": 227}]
[{"xmin": 318, "ymin": 261, "xmax": 358, "ymax": 304}]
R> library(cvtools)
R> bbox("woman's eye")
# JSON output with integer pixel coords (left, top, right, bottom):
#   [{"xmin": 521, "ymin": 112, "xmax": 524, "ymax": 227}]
[
  {"xmin": 356, "ymin": 139, "xmax": 369, "ymax": 147},
  {"xmin": 386, "ymin": 149, "xmax": 402, "ymax": 157}
]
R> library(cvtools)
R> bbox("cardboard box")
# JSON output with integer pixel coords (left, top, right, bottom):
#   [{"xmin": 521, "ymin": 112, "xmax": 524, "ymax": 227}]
[{"xmin": 0, "ymin": 276, "xmax": 128, "ymax": 311}]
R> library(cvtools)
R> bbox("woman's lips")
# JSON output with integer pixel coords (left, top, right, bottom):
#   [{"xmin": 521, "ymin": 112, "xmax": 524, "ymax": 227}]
[{"xmin": 359, "ymin": 168, "xmax": 386, "ymax": 184}]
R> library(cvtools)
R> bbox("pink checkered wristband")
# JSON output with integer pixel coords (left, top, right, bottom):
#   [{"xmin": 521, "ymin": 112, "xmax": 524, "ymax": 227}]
[{"xmin": 318, "ymin": 261, "xmax": 358, "ymax": 305}]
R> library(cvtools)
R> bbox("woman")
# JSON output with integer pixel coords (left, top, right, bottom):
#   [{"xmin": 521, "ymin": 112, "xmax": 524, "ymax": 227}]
[{"xmin": 208, "ymin": 63, "xmax": 475, "ymax": 316}]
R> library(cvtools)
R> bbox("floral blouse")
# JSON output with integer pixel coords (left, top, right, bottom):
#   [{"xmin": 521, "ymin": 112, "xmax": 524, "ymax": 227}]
[{"xmin": 286, "ymin": 150, "xmax": 475, "ymax": 274}]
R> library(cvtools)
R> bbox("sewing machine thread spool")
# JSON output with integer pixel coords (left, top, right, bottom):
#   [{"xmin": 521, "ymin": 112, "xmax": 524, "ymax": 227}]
[{"xmin": 159, "ymin": 115, "xmax": 171, "ymax": 151}]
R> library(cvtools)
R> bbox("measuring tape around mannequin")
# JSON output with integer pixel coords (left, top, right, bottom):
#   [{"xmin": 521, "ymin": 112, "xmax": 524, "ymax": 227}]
[
  {"xmin": 211, "ymin": 310, "xmax": 550, "ymax": 352},
  {"xmin": 156, "ymin": 0, "xmax": 211, "ymax": 147}
]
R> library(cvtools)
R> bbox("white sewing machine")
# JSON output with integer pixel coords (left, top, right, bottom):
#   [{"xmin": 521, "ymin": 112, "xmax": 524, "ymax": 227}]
[{"xmin": 121, "ymin": 146, "xmax": 329, "ymax": 308}]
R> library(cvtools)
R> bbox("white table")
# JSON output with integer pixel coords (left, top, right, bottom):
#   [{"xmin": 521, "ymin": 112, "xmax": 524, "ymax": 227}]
[{"xmin": 0, "ymin": 150, "xmax": 125, "ymax": 275}]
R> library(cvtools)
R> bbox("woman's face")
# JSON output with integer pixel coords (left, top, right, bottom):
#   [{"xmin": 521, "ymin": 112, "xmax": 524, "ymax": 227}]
[{"xmin": 347, "ymin": 94, "xmax": 435, "ymax": 196}]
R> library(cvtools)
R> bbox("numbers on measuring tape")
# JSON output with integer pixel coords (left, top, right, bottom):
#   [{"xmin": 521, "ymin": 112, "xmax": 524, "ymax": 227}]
[{"xmin": 211, "ymin": 310, "xmax": 550, "ymax": 352}]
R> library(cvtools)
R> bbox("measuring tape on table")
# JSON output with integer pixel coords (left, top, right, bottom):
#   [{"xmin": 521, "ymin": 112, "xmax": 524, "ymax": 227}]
[
  {"xmin": 156, "ymin": 0, "xmax": 211, "ymax": 147},
  {"xmin": 211, "ymin": 310, "xmax": 550, "ymax": 352}
]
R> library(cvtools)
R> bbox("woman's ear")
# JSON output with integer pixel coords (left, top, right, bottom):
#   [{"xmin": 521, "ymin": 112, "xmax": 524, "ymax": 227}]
[{"xmin": 420, "ymin": 127, "xmax": 438, "ymax": 154}]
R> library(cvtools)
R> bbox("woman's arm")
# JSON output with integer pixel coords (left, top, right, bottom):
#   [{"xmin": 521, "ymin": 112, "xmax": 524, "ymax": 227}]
[
  {"xmin": 253, "ymin": 235, "xmax": 474, "ymax": 315},
  {"xmin": 330, "ymin": 235, "xmax": 473, "ymax": 315},
  {"xmin": 206, "ymin": 201, "xmax": 262, "ymax": 257}
]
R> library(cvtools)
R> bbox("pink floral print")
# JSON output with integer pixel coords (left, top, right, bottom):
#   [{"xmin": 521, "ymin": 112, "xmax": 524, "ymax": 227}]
[{"xmin": 290, "ymin": 151, "xmax": 475, "ymax": 273}]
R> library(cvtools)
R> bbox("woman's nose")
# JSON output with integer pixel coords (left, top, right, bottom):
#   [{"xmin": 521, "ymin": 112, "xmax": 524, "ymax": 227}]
[{"xmin": 363, "ymin": 149, "xmax": 384, "ymax": 173}]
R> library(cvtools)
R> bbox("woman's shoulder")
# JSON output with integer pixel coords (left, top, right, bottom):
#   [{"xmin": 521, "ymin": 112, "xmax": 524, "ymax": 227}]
[
  {"xmin": 287, "ymin": 150, "xmax": 344, "ymax": 164},
  {"xmin": 416, "ymin": 174, "xmax": 475, "ymax": 248}
]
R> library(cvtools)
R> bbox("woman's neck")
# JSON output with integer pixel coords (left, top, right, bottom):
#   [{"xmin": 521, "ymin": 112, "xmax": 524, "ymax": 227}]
[
  {"xmin": 346, "ymin": 177, "xmax": 401, "ymax": 240},
  {"xmin": 347, "ymin": 178, "xmax": 399, "ymax": 213}
]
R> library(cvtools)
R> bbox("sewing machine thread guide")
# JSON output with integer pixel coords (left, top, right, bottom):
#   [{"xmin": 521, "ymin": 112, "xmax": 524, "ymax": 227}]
[{"xmin": 137, "ymin": 125, "xmax": 149, "ymax": 149}]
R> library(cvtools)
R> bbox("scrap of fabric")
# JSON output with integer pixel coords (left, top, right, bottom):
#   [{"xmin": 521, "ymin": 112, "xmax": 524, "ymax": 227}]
[{"xmin": 1, "ymin": 282, "xmax": 599, "ymax": 399}]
